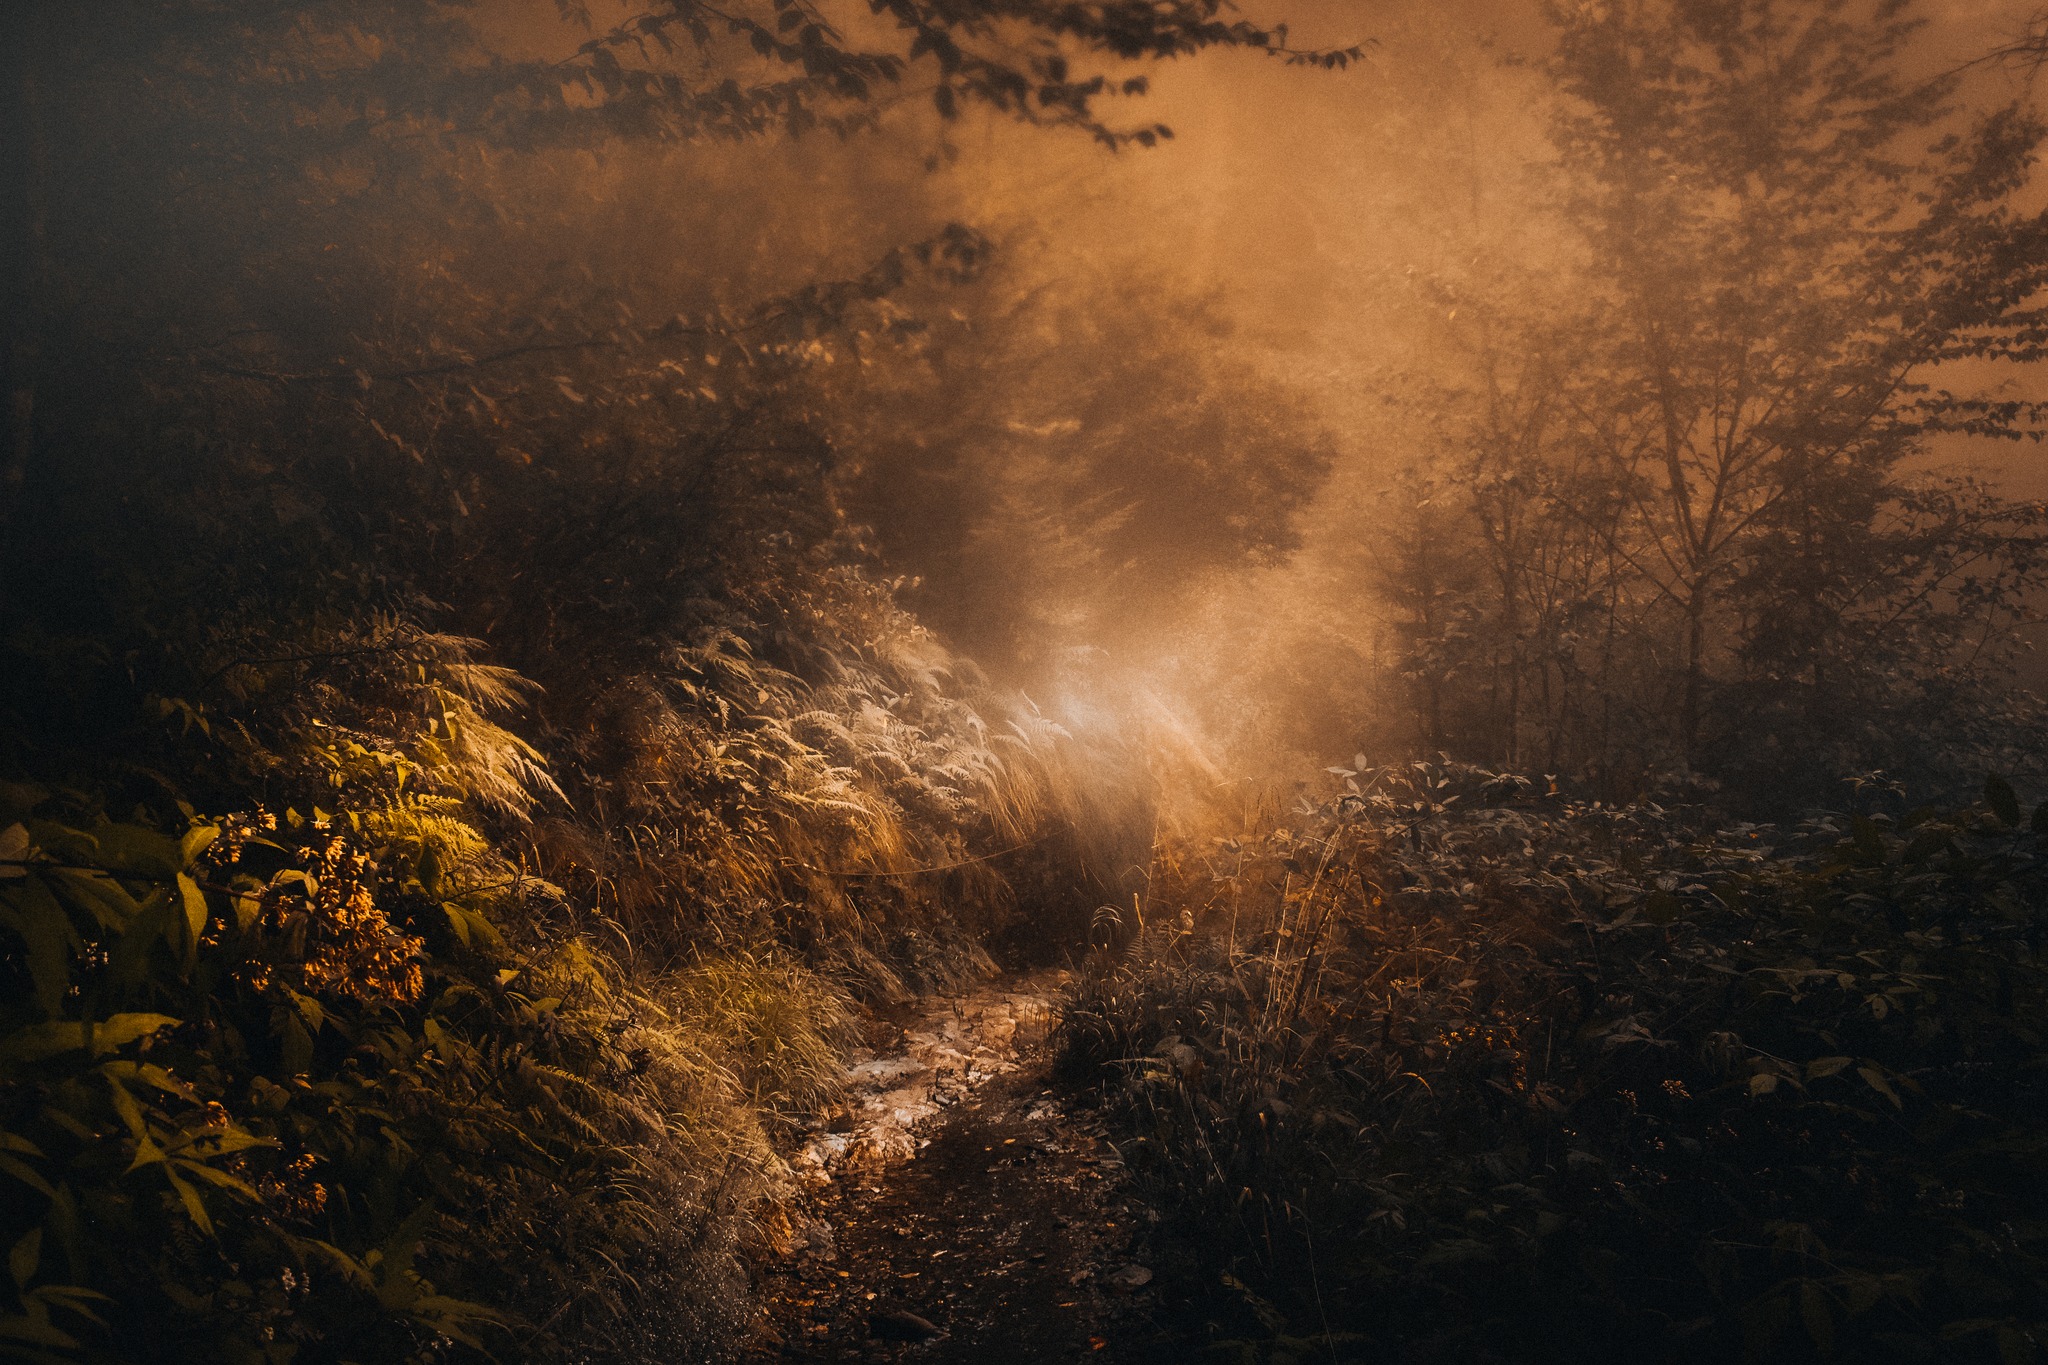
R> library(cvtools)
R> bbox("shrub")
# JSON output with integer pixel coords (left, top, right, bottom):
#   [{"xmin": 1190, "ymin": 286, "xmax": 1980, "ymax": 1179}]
[{"xmin": 1067, "ymin": 763, "xmax": 2048, "ymax": 1363}]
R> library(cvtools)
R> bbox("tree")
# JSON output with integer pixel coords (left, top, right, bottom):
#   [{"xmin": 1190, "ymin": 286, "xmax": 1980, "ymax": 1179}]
[
  {"xmin": 825, "ymin": 255, "xmax": 1337, "ymax": 683},
  {"xmin": 1377, "ymin": 0, "xmax": 2048, "ymax": 804},
  {"xmin": 0, "ymin": 0, "xmax": 1361, "ymax": 560}
]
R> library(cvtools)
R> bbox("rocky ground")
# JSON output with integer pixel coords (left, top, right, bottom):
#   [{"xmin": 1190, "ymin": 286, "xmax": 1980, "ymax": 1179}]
[{"xmin": 745, "ymin": 973, "xmax": 1166, "ymax": 1363}]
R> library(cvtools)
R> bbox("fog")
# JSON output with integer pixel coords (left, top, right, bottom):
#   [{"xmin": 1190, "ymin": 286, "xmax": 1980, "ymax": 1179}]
[{"xmin": 8, "ymin": 4, "xmax": 2048, "ymax": 1358}]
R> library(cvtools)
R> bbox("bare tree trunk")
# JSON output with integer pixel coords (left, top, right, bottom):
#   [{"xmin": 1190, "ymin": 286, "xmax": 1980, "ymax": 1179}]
[{"xmin": 1679, "ymin": 582, "xmax": 1708, "ymax": 772}]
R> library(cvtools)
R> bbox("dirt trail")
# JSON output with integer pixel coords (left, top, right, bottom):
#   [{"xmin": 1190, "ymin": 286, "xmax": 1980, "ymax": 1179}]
[{"xmin": 746, "ymin": 971, "xmax": 1160, "ymax": 1362}]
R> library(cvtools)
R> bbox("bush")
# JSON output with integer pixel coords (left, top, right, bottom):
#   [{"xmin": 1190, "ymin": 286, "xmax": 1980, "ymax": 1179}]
[
  {"xmin": 1066, "ymin": 763, "xmax": 2048, "ymax": 1364},
  {"xmin": 0, "ymin": 573, "xmax": 1077, "ymax": 1361}
]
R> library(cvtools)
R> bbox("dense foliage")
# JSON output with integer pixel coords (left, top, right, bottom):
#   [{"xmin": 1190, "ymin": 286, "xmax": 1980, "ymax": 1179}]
[
  {"xmin": 1065, "ymin": 763, "xmax": 2048, "ymax": 1363},
  {"xmin": 0, "ymin": 573, "xmax": 1092, "ymax": 1361}
]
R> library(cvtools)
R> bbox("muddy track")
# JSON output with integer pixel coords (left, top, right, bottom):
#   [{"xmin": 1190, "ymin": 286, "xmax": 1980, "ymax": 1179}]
[{"xmin": 746, "ymin": 973, "xmax": 1162, "ymax": 1363}]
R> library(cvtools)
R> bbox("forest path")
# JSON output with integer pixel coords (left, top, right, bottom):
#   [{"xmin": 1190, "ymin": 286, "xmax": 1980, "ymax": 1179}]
[{"xmin": 745, "ymin": 970, "xmax": 1161, "ymax": 1363}]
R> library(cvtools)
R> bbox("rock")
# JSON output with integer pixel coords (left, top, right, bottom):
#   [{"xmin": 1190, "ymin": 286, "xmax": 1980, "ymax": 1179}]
[
  {"xmin": 1106, "ymin": 1264, "xmax": 1153, "ymax": 1294},
  {"xmin": 870, "ymin": 1307, "xmax": 944, "ymax": 1341}
]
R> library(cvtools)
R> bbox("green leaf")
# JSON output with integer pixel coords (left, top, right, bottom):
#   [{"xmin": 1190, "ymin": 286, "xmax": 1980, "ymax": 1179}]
[
  {"xmin": 161, "ymin": 1165, "xmax": 213, "ymax": 1237},
  {"xmin": 1985, "ymin": 774, "xmax": 2022, "ymax": 827},
  {"xmin": 2, "ymin": 877, "xmax": 76, "ymax": 1016},
  {"xmin": 104, "ymin": 1077, "xmax": 150, "ymax": 1146},
  {"xmin": 1857, "ymin": 1065, "xmax": 1901, "ymax": 1109},
  {"xmin": 285, "ymin": 1236, "xmax": 374, "ymax": 1291},
  {"xmin": 372, "ymin": 1201, "xmax": 441, "ymax": 1312},
  {"xmin": 175, "ymin": 874, "xmax": 208, "ymax": 961},
  {"xmin": 177, "ymin": 825, "xmax": 219, "ymax": 869},
  {"xmin": 0, "ymin": 822, "xmax": 28, "ymax": 879},
  {"xmin": 1, "ymin": 1014, "xmax": 180, "ymax": 1064},
  {"xmin": 99, "ymin": 1060, "xmax": 196, "ymax": 1102},
  {"xmin": 48, "ymin": 867, "xmax": 141, "ymax": 930},
  {"xmin": 0, "ymin": 1152, "xmax": 56, "ymax": 1200},
  {"xmin": 443, "ymin": 901, "xmax": 502, "ymax": 950},
  {"xmin": 0, "ymin": 781, "xmax": 49, "ymax": 829},
  {"xmin": 107, "ymin": 893, "xmax": 175, "ymax": 990},
  {"xmin": 89, "ymin": 823, "xmax": 181, "ymax": 880},
  {"xmin": 170, "ymin": 1158, "xmax": 260, "ymax": 1203},
  {"xmin": 1800, "ymin": 1281, "xmax": 1834, "ymax": 1356},
  {"xmin": 286, "ymin": 990, "xmax": 324, "ymax": 1033},
  {"xmin": 0, "ymin": 1305, "xmax": 82, "ymax": 1350},
  {"xmin": 9, "ymin": 1229, "xmax": 39, "ymax": 1290},
  {"xmin": 282, "ymin": 1013, "xmax": 313, "ymax": 1076}
]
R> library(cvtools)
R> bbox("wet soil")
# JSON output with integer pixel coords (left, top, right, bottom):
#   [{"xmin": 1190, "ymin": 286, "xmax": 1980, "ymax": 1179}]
[{"xmin": 746, "ymin": 973, "xmax": 1162, "ymax": 1363}]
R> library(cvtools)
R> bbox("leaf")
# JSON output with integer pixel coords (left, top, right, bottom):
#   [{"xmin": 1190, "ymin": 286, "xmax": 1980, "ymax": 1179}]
[
  {"xmin": 0, "ymin": 782, "xmax": 48, "ymax": 829},
  {"xmin": 443, "ymin": 902, "xmax": 502, "ymax": 950},
  {"xmin": 89, "ymin": 824, "xmax": 181, "ymax": 881},
  {"xmin": 1857, "ymin": 1065, "xmax": 1901, "ymax": 1109},
  {"xmin": 287, "ymin": 1237, "xmax": 376, "ymax": 1292},
  {"xmin": 1, "ymin": 1014, "xmax": 180, "ymax": 1064},
  {"xmin": 100, "ymin": 1060, "xmax": 197, "ymax": 1102},
  {"xmin": 1985, "ymin": 775, "xmax": 2022, "ymax": 827},
  {"xmin": 177, "ymin": 825, "xmax": 218, "ymax": 868},
  {"xmin": 0, "ymin": 1152, "xmax": 56, "ymax": 1200},
  {"xmin": 162, "ymin": 1165, "xmax": 213, "ymax": 1237},
  {"xmin": 286, "ymin": 990, "xmax": 324, "ymax": 1034},
  {"xmin": 0, "ymin": 1307, "xmax": 81, "ymax": 1351},
  {"xmin": 1749, "ymin": 1072, "xmax": 1779, "ymax": 1097},
  {"xmin": 406, "ymin": 1293, "xmax": 508, "ymax": 1349},
  {"xmin": 9, "ymin": 1229, "xmax": 39, "ymax": 1290},
  {"xmin": 48, "ymin": 867, "xmax": 140, "ymax": 929},
  {"xmin": 1805, "ymin": 1056, "xmax": 1853, "ymax": 1081},
  {"xmin": 2, "ymin": 877, "xmax": 75, "ymax": 1016},
  {"xmin": 282, "ymin": 1013, "xmax": 314, "ymax": 1076},
  {"xmin": 175, "ymin": 874, "xmax": 208, "ymax": 963},
  {"xmin": 373, "ymin": 1201, "xmax": 441, "ymax": 1312},
  {"xmin": 0, "ymin": 822, "xmax": 27, "ymax": 879},
  {"xmin": 107, "ymin": 894, "xmax": 175, "ymax": 990},
  {"xmin": 1800, "ymin": 1280, "xmax": 1835, "ymax": 1356},
  {"xmin": 170, "ymin": 1158, "xmax": 261, "ymax": 1202}
]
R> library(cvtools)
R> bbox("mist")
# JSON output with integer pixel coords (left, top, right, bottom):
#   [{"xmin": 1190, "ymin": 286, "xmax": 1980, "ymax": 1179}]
[{"xmin": 5, "ymin": 1, "xmax": 2048, "ymax": 1361}]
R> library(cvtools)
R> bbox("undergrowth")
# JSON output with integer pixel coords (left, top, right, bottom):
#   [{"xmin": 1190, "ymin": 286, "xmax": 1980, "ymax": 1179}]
[
  {"xmin": 1064, "ymin": 762, "xmax": 2048, "ymax": 1365},
  {"xmin": 0, "ymin": 584, "xmax": 1081, "ymax": 1363}
]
